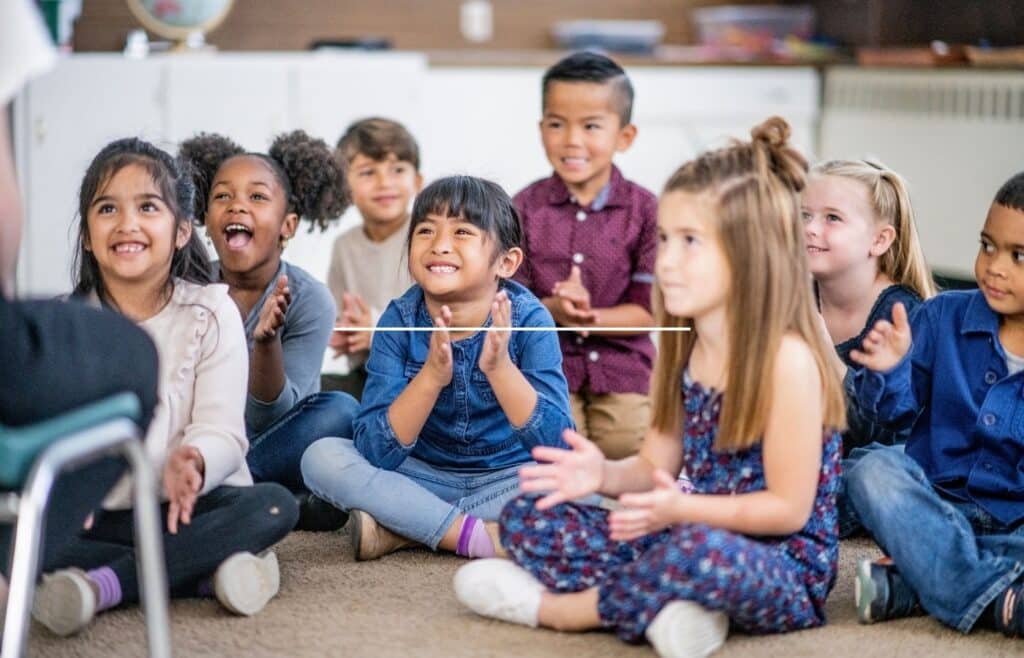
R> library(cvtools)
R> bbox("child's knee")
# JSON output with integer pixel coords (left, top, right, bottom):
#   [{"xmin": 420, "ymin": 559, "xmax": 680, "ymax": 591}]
[
  {"xmin": 252, "ymin": 482, "xmax": 300, "ymax": 537},
  {"xmin": 845, "ymin": 447, "xmax": 912, "ymax": 501},
  {"xmin": 300, "ymin": 437, "xmax": 359, "ymax": 489},
  {"xmin": 311, "ymin": 391, "xmax": 360, "ymax": 436},
  {"xmin": 499, "ymin": 492, "xmax": 544, "ymax": 529}
]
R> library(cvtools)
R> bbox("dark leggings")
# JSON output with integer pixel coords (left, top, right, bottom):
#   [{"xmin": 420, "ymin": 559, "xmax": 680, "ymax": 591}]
[{"xmin": 45, "ymin": 484, "xmax": 298, "ymax": 603}]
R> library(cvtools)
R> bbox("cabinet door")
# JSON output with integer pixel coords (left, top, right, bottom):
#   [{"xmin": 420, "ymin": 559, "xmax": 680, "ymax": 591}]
[
  {"xmin": 289, "ymin": 53, "xmax": 427, "ymax": 283},
  {"xmin": 17, "ymin": 56, "xmax": 163, "ymax": 296},
  {"xmin": 623, "ymin": 68, "xmax": 819, "ymax": 193},
  {"xmin": 164, "ymin": 55, "xmax": 292, "ymax": 150}
]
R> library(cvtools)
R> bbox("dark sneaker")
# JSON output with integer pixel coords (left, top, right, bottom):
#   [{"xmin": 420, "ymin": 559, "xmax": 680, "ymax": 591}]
[
  {"xmin": 294, "ymin": 492, "xmax": 349, "ymax": 532},
  {"xmin": 855, "ymin": 557, "xmax": 922, "ymax": 624},
  {"xmin": 991, "ymin": 581, "xmax": 1024, "ymax": 638}
]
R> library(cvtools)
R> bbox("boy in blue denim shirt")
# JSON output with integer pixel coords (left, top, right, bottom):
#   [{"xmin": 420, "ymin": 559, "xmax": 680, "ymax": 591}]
[
  {"xmin": 302, "ymin": 176, "xmax": 573, "ymax": 561},
  {"xmin": 845, "ymin": 171, "xmax": 1024, "ymax": 638}
]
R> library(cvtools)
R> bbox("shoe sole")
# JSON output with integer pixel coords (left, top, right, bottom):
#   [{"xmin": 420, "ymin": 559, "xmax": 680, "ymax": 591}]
[
  {"xmin": 855, "ymin": 559, "xmax": 877, "ymax": 624},
  {"xmin": 214, "ymin": 551, "xmax": 280, "ymax": 616},
  {"xmin": 645, "ymin": 600, "xmax": 728, "ymax": 658},
  {"xmin": 351, "ymin": 510, "xmax": 368, "ymax": 561},
  {"xmin": 32, "ymin": 571, "xmax": 95, "ymax": 636}
]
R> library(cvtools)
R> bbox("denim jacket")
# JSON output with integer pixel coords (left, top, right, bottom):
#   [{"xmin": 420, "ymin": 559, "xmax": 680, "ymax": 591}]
[
  {"xmin": 851, "ymin": 290, "xmax": 1024, "ymax": 526},
  {"xmin": 353, "ymin": 279, "xmax": 573, "ymax": 471}
]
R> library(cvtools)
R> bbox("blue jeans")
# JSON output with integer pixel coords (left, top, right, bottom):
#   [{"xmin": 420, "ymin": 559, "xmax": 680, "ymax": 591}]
[
  {"xmin": 846, "ymin": 447, "xmax": 1024, "ymax": 632},
  {"xmin": 837, "ymin": 442, "xmax": 904, "ymax": 538},
  {"xmin": 301, "ymin": 437, "xmax": 524, "ymax": 549},
  {"xmin": 246, "ymin": 391, "xmax": 360, "ymax": 491}
]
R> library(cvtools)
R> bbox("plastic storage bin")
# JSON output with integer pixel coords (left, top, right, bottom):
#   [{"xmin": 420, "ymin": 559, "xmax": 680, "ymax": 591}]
[{"xmin": 692, "ymin": 5, "xmax": 815, "ymax": 57}]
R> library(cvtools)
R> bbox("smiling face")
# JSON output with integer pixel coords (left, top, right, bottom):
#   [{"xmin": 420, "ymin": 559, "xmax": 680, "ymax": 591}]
[
  {"xmin": 655, "ymin": 190, "xmax": 731, "ymax": 320},
  {"xmin": 205, "ymin": 155, "xmax": 297, "ymax": 276},
  {"xmin": 801, "ymin": 174, "xmax": 895, "ymax": 281},
  {"xmin": 408, "ymin": 213, "xmax": 520, "ymax": 304},
  {"xmin": 540, "ymin": 81, "xmax": 636, "ymax": 202},
  {"xmin": 975, "ymin": 202, "xmax": 1024, "ymax": 318},
  {"xmin": 346, "ymin": 152, "xmax": 422, "ymax": 230},
  {"xmin": 85, "ymin": 162, "xmax": 190, "ymax": 291}
]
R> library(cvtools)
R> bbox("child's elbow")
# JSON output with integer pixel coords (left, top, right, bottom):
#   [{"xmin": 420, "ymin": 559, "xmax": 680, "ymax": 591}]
[{"xmin": 778, "ymin": 503, "xmax": 813, "ymax": 535}]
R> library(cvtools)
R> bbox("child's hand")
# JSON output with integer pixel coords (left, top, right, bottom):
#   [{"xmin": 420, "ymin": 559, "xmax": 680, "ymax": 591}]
[
  {"xmin": 552, "ymin": 266, "xmax": 592, "ymax": 311},
  {"xmin": 609, "ymin": 469, "xmax": 685, "ymax": 541},
  {"xmin": 163, "ymin": 446, "xmax": 204, "ymax": 534},
  {"xmin": 331, "ymin": 293, "xmax": 373, "ymax": 357},
  {"xmin": 549, "ymin": 267, "xmax": 598, "ymax": 335},
  {"xmin": 849, "ymin": 302, "xmax": 912, "ymax": 372},
  {"xmin": 254, "ymin": 275, "xmax": 291, "ymax": 343},
  {"xmin": 479, "ymin": 290, "xmax": 513, "ymax": 374},
  {"xmin": 519, "ymin": 429, "xmax": 605, "ymax": 510},
  {"xmin": 423, "ymin": 305, "xmax": 454, "ymax": 389}
]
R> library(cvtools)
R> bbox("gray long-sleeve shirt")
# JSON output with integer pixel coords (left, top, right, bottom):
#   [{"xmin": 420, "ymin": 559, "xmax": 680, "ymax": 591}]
[{"xmin": 216, "ymin": 260, "xmax": 336, "ymax": 436}]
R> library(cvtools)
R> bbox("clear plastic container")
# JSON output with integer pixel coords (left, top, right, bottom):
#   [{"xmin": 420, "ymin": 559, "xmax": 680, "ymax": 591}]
[
  {"xmin": 551, "ymin": 20, "xmax": 666, "ymax": 55},
  {"xmin": 692, "ymin": 5, "xmax": 815, "ymax": 57}
]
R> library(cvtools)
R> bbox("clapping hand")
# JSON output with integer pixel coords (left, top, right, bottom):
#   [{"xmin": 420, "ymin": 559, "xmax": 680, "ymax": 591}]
[
  {"xmin": 254, "ymin": 275, "xmax": 290, "ymax": 343},
  {"xmin": 849, "ymin": 302, "xmax": 912, "ymax": 372},
  {"xmin": 519, "ymin": 429, "xmax": 605, "ymax": 510}
]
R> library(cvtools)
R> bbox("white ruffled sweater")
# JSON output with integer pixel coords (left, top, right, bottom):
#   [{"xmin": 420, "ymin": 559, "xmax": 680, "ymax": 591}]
[{"xmin": 103, "ymin": 279, "xmax": 253, "ymax": 509}]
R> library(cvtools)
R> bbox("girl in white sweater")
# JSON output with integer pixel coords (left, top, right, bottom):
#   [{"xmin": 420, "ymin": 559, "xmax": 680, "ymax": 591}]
[{"xmin": 31, "ymin": 138, "xmax": 298, "ymax": 637}]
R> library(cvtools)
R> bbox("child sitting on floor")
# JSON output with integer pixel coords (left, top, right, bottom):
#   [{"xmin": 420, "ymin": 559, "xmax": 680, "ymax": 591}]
[{"xmin": 302, "ymin": 175, "xmax": 575, "ymax": 561}]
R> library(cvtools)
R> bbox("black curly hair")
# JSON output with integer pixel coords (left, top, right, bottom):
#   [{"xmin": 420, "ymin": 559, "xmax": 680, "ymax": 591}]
[
  {"xmin": 179, "ymin": 130, "xmax": 349, "ymax": 232},
  {"xmin": 72, "ymin": 138, "xmax": 212, "ymax": 305},
  {"xmin": 995, "ymin": 171, "xmax": 1024, "ymax": 213}
]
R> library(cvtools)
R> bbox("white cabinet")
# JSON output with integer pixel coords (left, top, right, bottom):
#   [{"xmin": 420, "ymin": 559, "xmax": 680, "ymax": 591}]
[
  {"xmin": 14, "ymin": 56, "xmax": 163, "ymax": 295},
  {"xmin": 14, "ymin": 54, "xmax": 818, "ymax": 296}
]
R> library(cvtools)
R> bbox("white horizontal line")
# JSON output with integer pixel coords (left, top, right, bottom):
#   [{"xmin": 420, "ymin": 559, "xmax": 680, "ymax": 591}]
[{"xmin": 333, "ymin": 326, "xmax": 692, "ymax": 332}]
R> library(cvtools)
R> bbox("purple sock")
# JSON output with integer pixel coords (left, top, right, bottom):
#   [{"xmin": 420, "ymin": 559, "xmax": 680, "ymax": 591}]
[
  {"xmin": 456, "ymin": 516, "xmax": 496, "ymax": 558},
  {"xmin": 196, "ymin": 578, "xmax": 214, "ymax": 598},
  {"xmin": 86, "ymin": 567, "xmax": 122, "ymax": 611}
]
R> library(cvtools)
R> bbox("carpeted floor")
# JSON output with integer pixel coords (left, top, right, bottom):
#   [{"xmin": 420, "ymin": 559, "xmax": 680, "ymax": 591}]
[{"xmin": 26, "ymin": 534, "xmax": 1021, "ymax": 658}]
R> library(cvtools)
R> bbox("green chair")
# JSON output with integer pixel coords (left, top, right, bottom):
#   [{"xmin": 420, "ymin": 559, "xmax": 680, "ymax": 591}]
[{"xmin": 0, "ymin": 393, "xmax": 171, "ymax": 658}]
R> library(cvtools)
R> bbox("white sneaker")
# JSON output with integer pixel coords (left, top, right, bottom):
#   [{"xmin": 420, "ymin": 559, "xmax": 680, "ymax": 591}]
[
  {"xmin": 31, "ymin": 568, "xmax": 97, "ymax": 636},
  {"xmin": 213, "ymin": 551, "xmax": 280, "ymax": 616},
  {"xmin": 454, "ymin": 558, "xmax": 544, "ymax": 627},
  {"xmin": 645, "ymin": 600, "xmax": 729, "ymax": 658}
]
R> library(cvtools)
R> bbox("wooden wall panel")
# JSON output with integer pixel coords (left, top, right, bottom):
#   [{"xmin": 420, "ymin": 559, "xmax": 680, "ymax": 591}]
[{"xmin": 73, "ymin": 0, "xmax": 768, "ymax": 52}]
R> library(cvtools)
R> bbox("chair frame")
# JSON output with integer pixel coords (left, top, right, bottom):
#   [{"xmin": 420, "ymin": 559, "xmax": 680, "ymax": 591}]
[{"xmin": 1, "ymin": 417, "xmax": 171, "ymax": 658}]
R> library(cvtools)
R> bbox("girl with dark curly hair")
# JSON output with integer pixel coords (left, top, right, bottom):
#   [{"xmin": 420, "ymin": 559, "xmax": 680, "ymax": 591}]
[{"xmin": 179, "ymin": 131, "xmax": 358, "ymax": 531}]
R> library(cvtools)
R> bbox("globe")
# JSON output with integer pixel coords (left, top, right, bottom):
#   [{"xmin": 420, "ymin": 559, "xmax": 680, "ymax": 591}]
[{"xmin": 126, "ymin": 0, "xmax": 234, "ymax": 42}]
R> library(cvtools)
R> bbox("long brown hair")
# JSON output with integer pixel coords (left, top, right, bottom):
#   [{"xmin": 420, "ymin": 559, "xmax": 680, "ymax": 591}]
[
  {"xmin": 810, "ymin": 159, "xmax": 936, "ymax": 299},
  {"xmin": 651, "ymin": 117, "xmax": 847, "ymax": 450}
]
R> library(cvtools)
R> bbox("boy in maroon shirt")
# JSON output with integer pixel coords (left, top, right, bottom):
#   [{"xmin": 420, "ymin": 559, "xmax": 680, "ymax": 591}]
[{"xmin": 513, "ymin": 52, "xmax": 657, "ymax": 459}]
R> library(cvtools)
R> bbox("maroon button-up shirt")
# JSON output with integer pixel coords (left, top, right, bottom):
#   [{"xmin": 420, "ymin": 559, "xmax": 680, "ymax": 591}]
[{"xmin": 513, "ymin": 166, "xmax": 657, "ymax": 395}]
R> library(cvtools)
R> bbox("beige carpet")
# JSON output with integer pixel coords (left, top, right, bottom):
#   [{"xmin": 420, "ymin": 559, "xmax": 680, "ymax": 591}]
[{"xmin": 26, "ymin": 534, "xmax": 1021, "ymax": 658}]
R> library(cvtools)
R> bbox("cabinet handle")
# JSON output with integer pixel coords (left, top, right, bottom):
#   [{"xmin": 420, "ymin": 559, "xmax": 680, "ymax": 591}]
[{"xmin": 34, "ymin": 117, "xmax": 46, "ymax": 145}]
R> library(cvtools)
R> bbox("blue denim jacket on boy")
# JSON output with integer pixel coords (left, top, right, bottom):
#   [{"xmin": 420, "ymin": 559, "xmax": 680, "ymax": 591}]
[
  {"xmin": 852, "ymin": 289, "xmax": 1024, "ymax": 526},
  {"xmin": 353, "ymin": 279, "xmax": 573, "ymax": 471}
]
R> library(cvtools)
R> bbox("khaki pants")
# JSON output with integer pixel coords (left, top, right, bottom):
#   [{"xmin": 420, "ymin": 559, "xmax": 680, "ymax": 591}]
[{"xmin": 569, "ymin": 391, "xmax": 651, "ymax": 460}]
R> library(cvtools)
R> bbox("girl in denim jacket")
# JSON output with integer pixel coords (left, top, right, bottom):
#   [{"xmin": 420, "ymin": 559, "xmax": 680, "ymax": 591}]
[{"xmin": 302, "ymin": 175, "xmax": 574, "ymax": 561}]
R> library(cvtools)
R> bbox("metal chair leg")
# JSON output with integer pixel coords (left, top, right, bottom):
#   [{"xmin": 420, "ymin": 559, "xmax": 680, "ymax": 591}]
[
  {"xmin": 1, "ymin": 419, "xmax": 171, "ymax": 658},
  {"xmin": 123, "ymin": 438, "xmax": 171, "ymax": 658},
  {"xmin": 1, "ymin": 457, "xmax": 53, "ymax": 658}
]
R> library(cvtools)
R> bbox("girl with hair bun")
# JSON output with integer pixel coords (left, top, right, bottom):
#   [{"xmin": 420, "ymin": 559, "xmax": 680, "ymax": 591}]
[
  {"xmin": 179, "ymin": 131, "xmax": 359, "ymax": 531},
  {"xmin": 455, "ymin": 117, "xmax": 847, "ymax": 657}
]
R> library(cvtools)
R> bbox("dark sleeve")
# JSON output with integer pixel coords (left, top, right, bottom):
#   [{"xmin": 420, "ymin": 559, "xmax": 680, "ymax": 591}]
[
  {"xmin": 622, "ymin": 193, "xmax": 658, "ymax": 311},
  {"xmin": 0, "ymin": 297, "xmax": 159, "ymax": 429}
]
